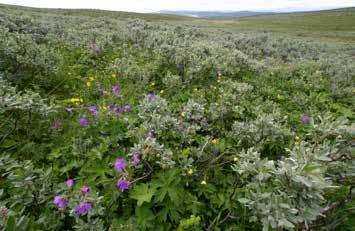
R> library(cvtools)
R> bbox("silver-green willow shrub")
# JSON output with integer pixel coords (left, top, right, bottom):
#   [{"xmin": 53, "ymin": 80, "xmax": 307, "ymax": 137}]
[
  {"xmin": 209, "ymin": 79, "xmax": 253, "ymax": 121},
  {"xmin": 232, "ymin": 110, "xmax": 292, "ymax": 149},
  {"xmin": 133, "ymin": 135, "xmax": 175, "ymax": 169},
  {"xmin": 138, "ymin": 94, "xmax": 178, "ymax": 135},
  {"xmin": 0, "ymin": 77, "xmax": 56, "ymax": 115},
  {"xmin": 232, "ymin": 144, "xmax": 332, "ymax": 230}
]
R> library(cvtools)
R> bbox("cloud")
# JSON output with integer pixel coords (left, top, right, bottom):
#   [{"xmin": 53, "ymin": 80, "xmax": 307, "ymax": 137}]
[{"xmin": 0, "ymin": 0, "xmax": 354, "ymax": 12}]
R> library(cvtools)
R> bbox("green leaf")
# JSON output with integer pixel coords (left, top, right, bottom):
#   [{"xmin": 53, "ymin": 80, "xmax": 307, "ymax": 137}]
[
  {"xmin": 6, "ymin": 216, "xmax": 16, "ymax": 231},
  {"xmin": 130, "ymin": 184, "xmax": 156, "ymax": 206}
]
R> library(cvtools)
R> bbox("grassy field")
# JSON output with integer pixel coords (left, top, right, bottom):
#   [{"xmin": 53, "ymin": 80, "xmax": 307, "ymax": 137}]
[{"xmin": 190, "ymin": 8, "xmax": 355, "ymax": 43}]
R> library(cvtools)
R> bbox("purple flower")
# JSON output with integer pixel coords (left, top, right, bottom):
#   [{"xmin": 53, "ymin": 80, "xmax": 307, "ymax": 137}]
[
  {"xmin": 53, "ymin": 196, "xmax": 67, "ymax": 209},
  {"xmin": 115, "ymin": 106, "xmax": 122, "ymax": 114},
  {"xmin": 132, "ymin": 151, "xmax": 140, "ymax": 165},
  {"xmin": 51, "ymin": 118, "xmax": 62, "ymax": 129},
  {"xmin": 114, "ymin": 159, "xmax": 126, "ymax": 172},
  {"xmin": 108, "ymin": 103, "xmax": 115, "ymax": 110},
  {"xmin": 66, "ymin": 108, "xmax": 75, "ymax": 113},
  {"xmin": 147, "ymin": 131, "xmax": 154, "ymax": 138},
  {"xmin": 75, "ymin": 202, "xmax": 93, "ymax": 216},
  {"xmin": 331, "ymin": 82, "xmax": 337, "ymax": 90},
  {"xmin": 116, "ymin": 180, "xmax": 130, "ymax": 191},
  {"xmin": 301, "ymin": 115, "xmax": 310, "ymax": 124},
  {"xmin": 65, "ymin": 179, "xmax": 74, "ymax": 188},
  {"xmin": 112, "ymin": 85, "xmax": 121, "ymax": 94},
  {"xmin": 88, "ymin": 106, "xmax": 97, "ymax": 113},
  {"xmin": 148, "ymin": 94, "xmax": 155, "ymax": 101},
  {"xmin": 79, "ymin": 117, "xmax": 89, "ymax": 126},
  {"xmin": 81, "ymin": 186, "xmax": 91, "ymax": 194},
  {"xmin": 124, "ymin": 104, "xmax": 131, "ymax": 113}
]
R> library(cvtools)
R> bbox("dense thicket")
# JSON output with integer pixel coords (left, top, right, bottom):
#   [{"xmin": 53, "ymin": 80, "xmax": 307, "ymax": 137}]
[{"xmin": 0, "ymin": 4, "xmax": 354, "ymax": 231}]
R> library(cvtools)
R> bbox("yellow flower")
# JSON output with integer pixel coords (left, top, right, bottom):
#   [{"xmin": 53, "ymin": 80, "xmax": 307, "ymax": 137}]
[
  {"xmin": 352, "ymin": 89, "xmax": 355, "ymax": 93},
  {"xmin": 180, "ymin": 112, "xmax": 185, "ymax": 117},
  {"xmin": 188, "ymin": 169, "xmax": 193, "ymax": 176},
  {"xmin": 86, "ymin": 81, "xmax": 91, "ymax": 87},
  {"xmin": 194, "ymin": 88, "xmax": 198, "ymax": 92},
  {"xmin": 200, "ymin": 180, "xmax": 207, "ymax": 185},
  {"xmin": 295, "ymin": 136, "xmax": 300, "ymax": 141},
  {"xmin": 315, "ymin": 70, "xmax": 321, "ymax": 75},
  {"xmin": 233, "ymin": 157, "xmax": 239, "ymax": 162},
  {"xmin": 100, "ymin": 104, "xmax": 107, "ymax": 111},
  {"xmin": 211, "ymin": 139, "xmax": 218, "ymax": 145},
  {"xmin": 150, "ymin": 82, "xmax": 155, "ymax": 87},
  {"xmin": 68, "ymin": 98, "xmax": 83, "ymax": 103},
  {"xmin": 295, "ymin": 141, "xmax": 300, "ymax": 145},
  {"xmin": 160, "ymin": 90, "xmax": 165, "ymax": 94},
  {"xmin": 89, "ymin": 76, "xmax": 95, "ymax": 81},
  {"xmin": 112, "ymin": 73, "xmax": 116, "ymax": 78}
]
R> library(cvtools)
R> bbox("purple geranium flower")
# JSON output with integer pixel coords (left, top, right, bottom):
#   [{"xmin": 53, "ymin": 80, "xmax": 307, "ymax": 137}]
[
  {"xmin": 331, "ymin": 82, "xmax": 337, "ymax": 90},
  {"xmin": 51, "ymin": 118, "xmax": 62, "ymax": 129},
  {"xmin": 53, "ymin": 196, "xmax": 67, "ymax": 209},
  {"xmin": 114, "ymin": 158, "xmax": 126, "ymax": 172},
  {"xmin": 148, "ymin": 93, "xmax": 155, "ymax": 101},
  {"xmin": 132, "ymin": 150, "xmax": 140, "ymax": 165},
  {"xmin": 147, "ymin": 131, "xmax": 154, "ymax": 138},
  {"xmin": 66, "ymin": 108, "xmax": 75, "ymax": 113},
  {"xmin": 116, "ymin": 180, "xmax": 130, "ymax": 191},
  {"xmin": 108, "ymin": 103, "xmax": 115, "ymax": 110},
  {"xmin": 115, "ymin": 106, "xmax": 122, "ymax": 114},
  {"xmin": 79, "ymin": 117, "xmax": 89, "ymax": 126},
  {"xmin": 112, "ymin": 85, "xmax": 121, "ymax": 94},
  {"xmin": 88, "ymin": 106, "xmax": 97, "ymax": 113},
  {"xmin": 124, "ymin": 104, "xmax": 131, "ymax": 113},
  {"xmin": 75, "ymin": 202, "xmax": 93, "ymax": 216},
  {"xmin": 81, "ymin": 186, "xmax": 91, "ymax": 194},
  {"xmin": 65, "ymin": 179, "xmax": 74, "ymax": 188},
  {"xmin": 301, "ymin": 115, "xmax": 310, "ymax": 124}
]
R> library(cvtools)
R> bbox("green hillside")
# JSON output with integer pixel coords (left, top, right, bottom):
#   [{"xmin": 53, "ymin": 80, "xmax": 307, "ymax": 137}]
[{"xmin": 0, "ymin": 3, "xmax": 354, "ymax": 231}]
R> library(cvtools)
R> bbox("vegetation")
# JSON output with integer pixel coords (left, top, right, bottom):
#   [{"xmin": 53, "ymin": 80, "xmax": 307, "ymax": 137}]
[{"xmin": 0, "ymin": 4, "xmax": 354, "ymax": 230}]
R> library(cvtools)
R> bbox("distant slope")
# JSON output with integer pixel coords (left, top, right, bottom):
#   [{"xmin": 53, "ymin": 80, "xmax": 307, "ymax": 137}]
[
  {"xmin": 158, "ymin": 10, "xmax": 272, "ymax": 18},
  {"xmin": 0, "ymin": 3, "xmax": 354, "ymax": 42},
  {"xmin": 199, "ymin": 7, "xmax": 355, "ymax": 42}
]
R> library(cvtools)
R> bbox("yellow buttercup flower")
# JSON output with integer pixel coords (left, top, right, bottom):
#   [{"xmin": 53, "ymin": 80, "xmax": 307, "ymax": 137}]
[
  {"xmin": 67, "ymin": 98, "xmax": 83, "ymax": 103},
  {"xmin": 180, "ymin": 112, "xmax": 185, "ymax": 117},
  {"xmin": 188, "ymin": 169, "xmax": 193, "ymax": 176},
  {"xmin": 160, "ymin": 90, "xmax": 165, "ymax": 94},
  {"xmin": 200, "ymin": 180, "xmax": 207, "ymax": 185},
  {"xmin": 233, "ymin": 157, "xmax": 239, "ymax": 162},
  {"xmin": 194, "ymin": 88, "xmax": 198, "ymax": 92},
  {"xmin": 86, "ymin": 81, "xmax": 91, "ymax": 87},
  {"xmin": 295, "ymin": 141, "xmax": 300, "ymax": 145},
  {"xmin": 89, "ymin": 76, "xmax": 95, "ymax": 81},
  {"xmin": 150, "ymin": 82, "xmax": 155, "ymax": 87},
  {"xmin": 211, "ymin": 139, "xmax": 218, "ymax": 145},
  {"xmin": 295, "ymin": 136, "xmax": 300, "ymax": 141}
]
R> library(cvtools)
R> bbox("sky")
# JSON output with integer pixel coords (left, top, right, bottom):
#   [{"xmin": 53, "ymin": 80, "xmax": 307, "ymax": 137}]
[{"xmin": 0, "ymin": 0, "xmax": 355, "ymax": 13}]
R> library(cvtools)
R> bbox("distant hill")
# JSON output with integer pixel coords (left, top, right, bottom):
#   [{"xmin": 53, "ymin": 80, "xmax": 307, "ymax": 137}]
[{"xmin": 158, "ymin": 10, "xmax": 272, "ymax": 18}]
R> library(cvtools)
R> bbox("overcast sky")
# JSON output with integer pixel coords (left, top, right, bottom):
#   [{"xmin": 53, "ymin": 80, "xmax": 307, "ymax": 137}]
[{"xmin": 1, "ymin": 0, "xmax": 354, "ymax": 12}]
